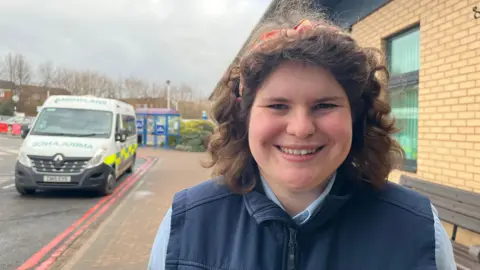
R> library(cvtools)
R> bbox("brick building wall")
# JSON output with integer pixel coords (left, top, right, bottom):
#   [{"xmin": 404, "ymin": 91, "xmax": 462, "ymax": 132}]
[
  {"xmin": 0, "ymin": 79, "xmax": 15, "ymax": 101},
  {"xmin": 0, "ymin": 89, "xmax": 13, "ymax": 101},
  {"xmin": 350, "ymin": 0, "xmax": 480, "ymax": 193}
]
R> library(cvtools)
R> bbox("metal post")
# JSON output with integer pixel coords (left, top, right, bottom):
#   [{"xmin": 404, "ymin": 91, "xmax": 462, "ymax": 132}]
[
  {"xmin": 166, "ymin": 80, "xmax": 171, "ymax": 110},
  {"xmin": 142, "ymin": 116, "xmax": 147, "ymax": 147},
  {"xmin": 12, "ymin": 95, "xmax": 19, "ymax": 116},
  {"xmin": 177, "ymin": 116, "xmax": 180, "ymax": 145},
  {"xmin": 153, "ymin": 115, "xmax": 158, "ymax": 148},
  {"xmin": 165, "ymin": 115, "xmax": 169, "ymax": 149}
]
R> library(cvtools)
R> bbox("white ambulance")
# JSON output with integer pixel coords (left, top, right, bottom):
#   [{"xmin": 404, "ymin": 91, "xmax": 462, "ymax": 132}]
[{"xmin": 15, "ymin": 95, "xmax": 138, "ymax": 196}]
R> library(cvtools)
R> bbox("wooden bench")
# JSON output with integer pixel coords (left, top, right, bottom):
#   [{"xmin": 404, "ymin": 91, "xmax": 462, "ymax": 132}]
[{"xmin": 399, "ymin": 175, "xmax": 480, "ymax": 270}]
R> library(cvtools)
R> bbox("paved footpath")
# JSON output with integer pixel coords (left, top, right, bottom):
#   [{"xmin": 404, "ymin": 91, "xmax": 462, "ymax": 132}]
[{"xmin": 51, "ymin": 148, "xmax": 212, "ymax": 270}]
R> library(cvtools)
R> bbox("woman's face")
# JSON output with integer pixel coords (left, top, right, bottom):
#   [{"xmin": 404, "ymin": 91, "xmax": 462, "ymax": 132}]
[{"xmin": 248, "ymin": 61, "xmax": 352, "ymax": 192}]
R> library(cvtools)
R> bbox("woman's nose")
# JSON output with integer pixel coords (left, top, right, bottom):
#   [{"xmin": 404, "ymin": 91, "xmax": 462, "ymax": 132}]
[{"xmin": 286, "ymin": 111, "xmax": 315, "ymax": 139}]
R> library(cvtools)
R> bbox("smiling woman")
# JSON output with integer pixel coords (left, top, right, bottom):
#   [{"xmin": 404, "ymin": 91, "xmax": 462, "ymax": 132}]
[
  {"xmin": 247, "ymin": 62, "xmax": 353, "ymax": 214},
  {"xmin": 148, "ymin": 6, "xmax": 456, "ymax": 270}
]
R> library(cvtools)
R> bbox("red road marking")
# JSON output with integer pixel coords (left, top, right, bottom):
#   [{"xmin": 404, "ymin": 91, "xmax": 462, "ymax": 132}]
[
  {"xmin": 17, "ymin": 157, "xmax": 154, "ymax": 270},
  {"xmin": 36, "ymin": 158, "xmax": 156, "ymax": 270}
]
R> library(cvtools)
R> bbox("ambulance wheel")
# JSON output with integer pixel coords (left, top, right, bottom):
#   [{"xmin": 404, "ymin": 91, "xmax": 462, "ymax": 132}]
[
  {"xmin": 126, "ymin": 154, "xmax": 136, "ymax": 174},
  {"xmin": 15, "ymin": 183, "xmax": 36, "ymax": 195},
  {"xmin": 98, "ymin": 172, "xmax": 116, "ymax": 196}
]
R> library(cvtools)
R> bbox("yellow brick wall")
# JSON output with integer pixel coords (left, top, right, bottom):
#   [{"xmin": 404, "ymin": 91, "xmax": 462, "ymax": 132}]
[{"xmin": 351, "ymin": 0, "xmax": 480, "ymax": 193}]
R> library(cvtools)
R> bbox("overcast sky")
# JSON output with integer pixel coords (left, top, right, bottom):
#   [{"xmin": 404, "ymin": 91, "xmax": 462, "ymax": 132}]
[{"xmin": 0, "ymin": 0, "xmax": 271, "ymax": 96}]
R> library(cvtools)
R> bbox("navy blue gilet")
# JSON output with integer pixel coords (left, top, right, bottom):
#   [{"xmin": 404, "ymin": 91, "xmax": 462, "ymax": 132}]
[{"xmin": 165, "ymin": 168, "xmax": 436, "ymax": 270}]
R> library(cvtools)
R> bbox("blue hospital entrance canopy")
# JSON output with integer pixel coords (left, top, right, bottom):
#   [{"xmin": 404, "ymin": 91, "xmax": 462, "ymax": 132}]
[{"xmin": 135, "ymin": 108, "xmax": 181, "ymax": 149}]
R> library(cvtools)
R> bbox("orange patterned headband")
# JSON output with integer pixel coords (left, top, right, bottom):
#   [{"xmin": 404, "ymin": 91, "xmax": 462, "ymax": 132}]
[
  {"xmin": 248, "ymin": 19, "xmax": 316, "ymax": 53},
  {"xmin": 235, "ymin": 19, "xmax": 344, "ymax": 99},
  {"xmin": 237, "ymin": 19, "xmax": 318, "ymax": 98}
]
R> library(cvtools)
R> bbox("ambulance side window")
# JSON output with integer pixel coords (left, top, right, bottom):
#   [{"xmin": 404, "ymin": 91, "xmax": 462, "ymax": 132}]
[
  {"xmin": 115, "ymin": 114, "xmax": 121, "ymax": 133},
  {"xmin": 121, "ymin": 114, "xmax": 136, "ymax": 137}
]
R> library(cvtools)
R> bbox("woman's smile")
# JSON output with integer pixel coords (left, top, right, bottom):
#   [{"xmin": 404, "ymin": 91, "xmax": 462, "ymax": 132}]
[{"xmin": 275, "ymin": 144, "xmax": 325, "ymax": 162}]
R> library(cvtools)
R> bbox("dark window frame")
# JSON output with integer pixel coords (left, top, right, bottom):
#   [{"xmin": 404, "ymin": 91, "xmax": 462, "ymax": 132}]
[{"xmin": 385, "ymin": 26, "xmax": 420, "ymax": 173}]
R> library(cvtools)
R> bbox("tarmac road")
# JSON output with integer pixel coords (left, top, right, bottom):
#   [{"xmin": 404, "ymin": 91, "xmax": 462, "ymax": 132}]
[
  {"xmin": 0, "ymin": 136, "xmax": 146, "ymax": 269},
  {"xmin": 0, "ymin": 136, "xmax": 22, "ymax": 192}
]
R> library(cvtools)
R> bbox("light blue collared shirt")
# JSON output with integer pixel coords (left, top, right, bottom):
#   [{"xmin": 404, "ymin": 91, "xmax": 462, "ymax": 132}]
[
  {"xmin": 260, "ymin": 173, "xmax": 336, "ymax": 225},
  {"xmin": 148, "ymin": 175, "xmax": 456, "ymax": 270}
]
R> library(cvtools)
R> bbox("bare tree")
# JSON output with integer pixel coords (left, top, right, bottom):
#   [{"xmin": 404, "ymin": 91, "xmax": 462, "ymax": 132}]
[
  {"xmin": 37, "ymin": 61, "xmax": 56, "ymax": 88},
  {"xmin": 99, "ymin": 75, "xmax": 117, "ymax": 98},
  {"xmin": 73, "ymin": 70, "xmax": 111, "ymax": 96},
  {"xmin": 79, "ymin": 70, "xmax": 97, "ymax": 95},
  {"xmin": 52, "ymin": 67, "xmax": 79, "ymax": 94},
  {"xmin": 124, "ymin": 76, "xmax": 150, "ymax": 98},
  {"xmin": 0, "ymin": 51, "xmax": 208, "ymax": 117},
  {"xmin": 175, "ymin": 83, "xmax": 195, "ymax": 101},
  {"xmin": 113, "ymin": 77, "xmax": 126, "ymax": 99},
  {"xmin": 92, "ymin": 73, "xmax": 119, "ymax": 98},
  {"xmin": 52, "ymin": 69, "xmax": 131, "ymax": 99},
  {"xmin": 1, "ymin": 52, "xmax": 33, "ymax": 86},
  {"xmin": 149, "ymin": 82, "xmax": 164, "ymax": 98}
]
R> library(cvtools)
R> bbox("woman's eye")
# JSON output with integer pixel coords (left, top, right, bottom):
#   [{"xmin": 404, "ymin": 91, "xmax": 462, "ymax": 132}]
[
  {"xmin": 314, "ymin": 103, "xmax": 337, "ymax": 110},
  {"xmin": 267, "ymin": 104, "xmax": 288, "ymax": 110}
]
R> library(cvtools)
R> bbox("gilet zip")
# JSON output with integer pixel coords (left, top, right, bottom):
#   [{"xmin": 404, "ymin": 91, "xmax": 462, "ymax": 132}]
[{"xmin": 286, "ymin": 227, "xmax": 298, "ymax": 270}]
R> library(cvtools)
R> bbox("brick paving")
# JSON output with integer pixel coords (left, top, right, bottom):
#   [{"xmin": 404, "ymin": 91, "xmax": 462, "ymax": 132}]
[{"xmin": 53, "ymin": 148, "xmax": 212, "ymax": 270}]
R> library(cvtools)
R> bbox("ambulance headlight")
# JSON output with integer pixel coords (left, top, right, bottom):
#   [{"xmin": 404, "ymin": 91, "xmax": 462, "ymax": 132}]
[
  {"xmin": 85, "ymin": 148, "xmax": 107, "ymax": 169},
  {"xmin": 17, "ymin": 151, "xmax": 32, "ymax": 167}
]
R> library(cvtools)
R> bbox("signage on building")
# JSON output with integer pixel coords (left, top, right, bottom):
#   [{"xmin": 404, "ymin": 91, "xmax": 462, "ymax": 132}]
[
  {"xmin": 155, "ymin": 125, "xmax": 164, "ymax": 135},
  {"xmin": 136, "ymin": 120, "xmax": 143, "ymax": 129}
]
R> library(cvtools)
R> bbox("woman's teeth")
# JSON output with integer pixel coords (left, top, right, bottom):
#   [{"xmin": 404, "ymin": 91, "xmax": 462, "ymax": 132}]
[{"xmin": 279, "ymin": 147, "xmax": 320, "ymax": 156}]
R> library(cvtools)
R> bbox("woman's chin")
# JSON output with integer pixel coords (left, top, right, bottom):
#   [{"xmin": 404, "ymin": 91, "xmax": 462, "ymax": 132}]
[
  {"xmin": 277, "ymin": 170, "xmax": 332, "ymax": 191},
  {"xmin": 281, "ymin": 176, "xmax": 318, "ymax": 190}
]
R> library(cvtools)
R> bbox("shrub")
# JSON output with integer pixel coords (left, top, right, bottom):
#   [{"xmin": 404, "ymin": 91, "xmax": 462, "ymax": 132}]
[
  {"xmin": 177, "ymin": 120, "xmax": 214, "ymax": 152},
  {"xmin": 0, "ymin": 100, "xmax": 14, "ymax": 116},
  {"xmin": 180, "ymin": 120, "xmax": 215, "ymax": 133},
  {"xmin": 160, "ymin": 119, "xmax": 215, "ymax": 152},
  {"xmin": 165, "ymin": 135, "xmax": 179, "ymax": 147}
]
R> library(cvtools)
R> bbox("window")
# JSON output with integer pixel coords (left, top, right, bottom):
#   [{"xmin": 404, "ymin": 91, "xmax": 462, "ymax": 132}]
[
  {"xmin": 385, "ymin": 26, "xmax": 420, "ymax": 172},
  {"xmin": 121, "ymin": 114, "xmax": 136, "ymax": 137},
  {"xmin": 115, "ymin": 114, "xmax": 121, "ymax": 133},
  {"xmin": 31, "ymin": 108, "xmax": 113, "ymax": 138}
]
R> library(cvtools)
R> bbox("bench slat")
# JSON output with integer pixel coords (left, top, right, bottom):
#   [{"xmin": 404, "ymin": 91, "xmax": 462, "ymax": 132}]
[
  {"xmin": 399, "ymin": 176, "xmax": 480, "ymax": 208},
  {"xmin": 433, "ymin": 203, "xmax": 480, "ymax": 234},
  {"xmin": 399, "ymin": 175, "xmax": 480, "ymax": 270},
  {"xmin": 454, "ymin": 242, "xmax": 476, "ymax": 270},
  {"xmin": 399, "ymin": 176, "xmax": 480, "ymax": 233},
  {"xmin": 423, "ymin": 193, "xmax": 480, "ymax": 222}
]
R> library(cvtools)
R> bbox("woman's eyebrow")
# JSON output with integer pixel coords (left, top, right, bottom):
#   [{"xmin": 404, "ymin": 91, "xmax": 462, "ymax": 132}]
[
  {"xmin": 260, "ymin": 96, "xmax": 345, "ymax": 103},
  {"xmin": 314, "ymin": 96, "xmax": 345, "ymax": 102},
  {"xmin": 260, "ymin": 97, "xmax": 290, "ymax": 103}
]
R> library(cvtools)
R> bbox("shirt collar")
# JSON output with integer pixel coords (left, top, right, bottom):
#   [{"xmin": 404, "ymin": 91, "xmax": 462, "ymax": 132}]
[{"xmin": 260, "ymin": 172, "xmax": 337, "ymax": 225}]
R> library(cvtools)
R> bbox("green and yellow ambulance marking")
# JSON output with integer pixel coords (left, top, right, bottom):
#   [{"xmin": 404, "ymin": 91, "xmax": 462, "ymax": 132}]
[{"xmin": 104, "ymin": 143, "xmax": 138, "ymax": 167}]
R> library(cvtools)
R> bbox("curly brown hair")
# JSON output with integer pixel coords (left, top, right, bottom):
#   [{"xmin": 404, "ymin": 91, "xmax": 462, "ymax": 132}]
[{"xmin": 204, "ymin": 8, "xmax": 405, "ymax": 193}]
